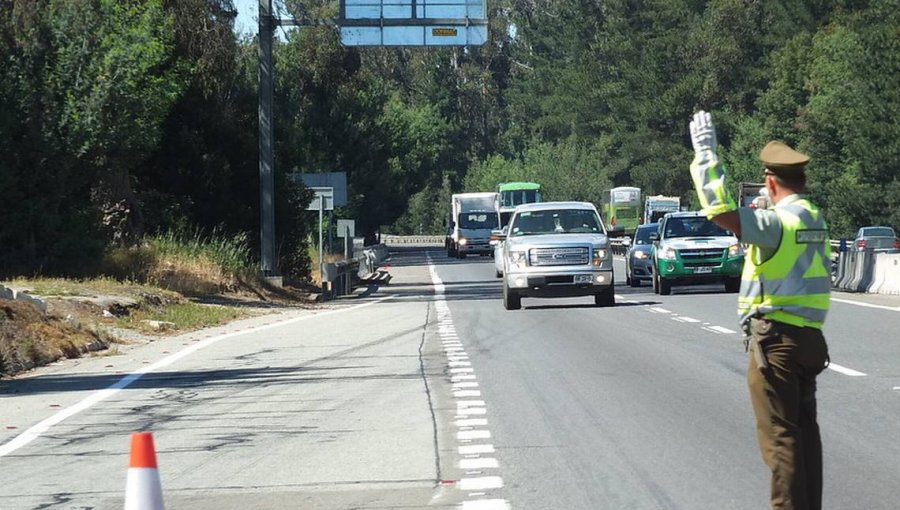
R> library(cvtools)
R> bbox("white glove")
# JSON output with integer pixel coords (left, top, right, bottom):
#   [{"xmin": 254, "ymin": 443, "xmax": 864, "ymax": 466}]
[
  {"xmin": 688, "ymin": 110, "xmax": 735, "ymax": 218},
  {"xmin": 690, "ymin": 111, "xmax": 717, "ymax": 154}
]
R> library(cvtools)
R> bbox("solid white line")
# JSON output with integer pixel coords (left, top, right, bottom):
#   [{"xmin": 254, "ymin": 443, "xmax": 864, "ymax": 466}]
[
  {"xmin": 827, "ymin": 363, "xmax": 867, "ymax": 377},
  {"xmin": 459, "ymin": 477, "xmax": 504, "ymax": 491},
  {"xmin": 460, "ymin": 457, "xmax": 499, "ymax": 469},
  {"xmin": 831, "ymin": 297, "xmax": 900, "ymax": 312},
  {"xmin": 0, "ymin": 296, "xmax": 393, "ymax": 458}
]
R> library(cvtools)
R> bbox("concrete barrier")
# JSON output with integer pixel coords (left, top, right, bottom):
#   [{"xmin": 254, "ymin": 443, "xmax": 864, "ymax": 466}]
[{"xmin": 869, "ymin": 253, "xmax": 900, "ymax": 295}]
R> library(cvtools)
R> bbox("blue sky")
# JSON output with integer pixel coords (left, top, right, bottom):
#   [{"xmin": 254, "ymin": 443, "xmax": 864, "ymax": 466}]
[{"xmin": 233, "ymin": 0, "xmax": 258, "ymax": 35}]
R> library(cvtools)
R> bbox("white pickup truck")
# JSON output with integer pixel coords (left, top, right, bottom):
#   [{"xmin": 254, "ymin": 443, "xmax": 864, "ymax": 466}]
[{"xmin": 498, "ymin": 202, "xmax": 615, "ymax": 310}]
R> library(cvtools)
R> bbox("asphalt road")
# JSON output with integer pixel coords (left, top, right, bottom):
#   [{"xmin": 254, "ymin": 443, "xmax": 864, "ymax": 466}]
[{"xmin": 2, "ymin": 246, "xmax": 899, "ymax": 509}]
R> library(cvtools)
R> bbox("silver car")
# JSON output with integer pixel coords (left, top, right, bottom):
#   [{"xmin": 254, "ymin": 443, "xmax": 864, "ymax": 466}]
[
  {"xmin": 625, "ymin": 223, "xmax": 658, "ymax": 287},
  {"xmin": 499, "ymin": 202, "xmax": 615, "ymax": 310}
]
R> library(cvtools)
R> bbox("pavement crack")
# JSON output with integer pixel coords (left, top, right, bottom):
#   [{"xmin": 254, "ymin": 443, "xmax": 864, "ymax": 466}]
[{"xmin": 418, "ymin": 299, "xmax": 442, "ymax": 484}]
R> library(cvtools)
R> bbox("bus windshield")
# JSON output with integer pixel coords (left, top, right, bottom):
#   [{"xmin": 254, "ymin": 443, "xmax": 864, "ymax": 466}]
[{"xmin": 501, "ymin": 189, "xmax": 541, "ymax": 208}]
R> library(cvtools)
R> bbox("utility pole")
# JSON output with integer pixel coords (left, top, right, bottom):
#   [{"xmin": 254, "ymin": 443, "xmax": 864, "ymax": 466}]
[{"xmin": 258, "ymin": 0, "xmax": 277, "ymax": 280}]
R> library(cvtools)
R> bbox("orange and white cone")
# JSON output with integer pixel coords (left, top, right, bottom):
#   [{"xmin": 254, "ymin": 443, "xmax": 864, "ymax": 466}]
[{"xmin": 124, "ymin": 432, "xmax": 165, "ymax": 510}]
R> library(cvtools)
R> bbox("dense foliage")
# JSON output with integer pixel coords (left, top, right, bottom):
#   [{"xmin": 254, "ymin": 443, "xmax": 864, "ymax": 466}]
[{"xmin": 1, "ymin": 0, "xmax": 896, "ymax": 278}]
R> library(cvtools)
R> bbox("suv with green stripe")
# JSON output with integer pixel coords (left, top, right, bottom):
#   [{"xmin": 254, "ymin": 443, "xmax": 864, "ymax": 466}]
[{"xmin": 650, "ymin": 211, "xmax": 744, "ymax": 295}]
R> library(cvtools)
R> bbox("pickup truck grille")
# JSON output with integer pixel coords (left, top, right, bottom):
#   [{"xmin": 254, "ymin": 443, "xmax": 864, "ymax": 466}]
[
  {"xmin": 529, "ymin": 247, "xmax": 590, "ymax": 266},
  {"xmin": 679, "ymin": 248, "xmax": 726, "ymax": 268}
]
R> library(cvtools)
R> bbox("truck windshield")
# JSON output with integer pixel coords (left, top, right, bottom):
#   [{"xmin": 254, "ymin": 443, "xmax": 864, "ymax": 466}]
[
  {"xmin": 664, "ymin": 217, "xmax": 730, "ymax": 238},
  {"xmin": 511, "ymin": 209, "xmax": 602, "ymax": 236},
  {"xmin": 458, "ymin": 213, "xmax": 498, "ymax": 230}
]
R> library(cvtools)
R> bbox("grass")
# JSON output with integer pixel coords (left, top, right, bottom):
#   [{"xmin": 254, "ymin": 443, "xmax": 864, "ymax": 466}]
[{"xmin": 117, "ymin": 301, "xmax": 247, "ymax": 334}]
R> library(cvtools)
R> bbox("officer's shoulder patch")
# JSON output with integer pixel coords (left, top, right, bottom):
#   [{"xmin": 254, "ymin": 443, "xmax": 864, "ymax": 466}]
[{"xmin": 796, "ymin": 229, "xmax": 828, "ymax": 244}]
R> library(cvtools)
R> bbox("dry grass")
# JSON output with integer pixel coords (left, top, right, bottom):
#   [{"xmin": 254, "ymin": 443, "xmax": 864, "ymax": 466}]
[{"xmin": 1, "ymin": 299, "xmax": 107, "ymax": 376}]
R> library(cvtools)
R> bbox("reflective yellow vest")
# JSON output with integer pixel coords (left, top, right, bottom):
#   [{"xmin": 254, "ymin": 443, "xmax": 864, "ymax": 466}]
[{"xmin": 738, "ymin": 198, "xmax": 831, "ymax": 329}]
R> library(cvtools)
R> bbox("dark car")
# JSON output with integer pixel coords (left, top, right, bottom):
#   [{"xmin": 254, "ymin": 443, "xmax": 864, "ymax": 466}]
[{"xmin": 625, "ymin": 223, "xmax": 658, "ymax": 287}]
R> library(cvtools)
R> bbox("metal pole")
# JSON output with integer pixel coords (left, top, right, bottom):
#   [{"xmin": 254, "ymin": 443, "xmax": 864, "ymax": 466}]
[
  {"xmin": 318, "ymin": 197, "xmax": 324, "ymax": 273},
  {"xmin": 258, "ymin": 0, "xmax": 276, "ymax": 276}
]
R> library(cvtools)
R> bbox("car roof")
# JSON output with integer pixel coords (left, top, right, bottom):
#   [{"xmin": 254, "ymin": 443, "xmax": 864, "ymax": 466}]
[
  {"xmin": 663, "ymin": 211, "xmax": 704, "ymax": 218},
  {"xmin": 515, "ymin": 201, "xmax": 597, "ymax": 212}
]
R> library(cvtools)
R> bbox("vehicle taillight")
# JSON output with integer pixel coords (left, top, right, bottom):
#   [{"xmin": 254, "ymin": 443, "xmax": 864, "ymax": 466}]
[
  {"xmin": 895, "ymin": 239, "xmax": 900, "ymax": 249},
  {"xmin": 610, "ymin": 217, "xmax": 616, "ymax": 226},
  {"xmin": 857, "ymin": 239, "xmax": 866, "ymax": 249}
]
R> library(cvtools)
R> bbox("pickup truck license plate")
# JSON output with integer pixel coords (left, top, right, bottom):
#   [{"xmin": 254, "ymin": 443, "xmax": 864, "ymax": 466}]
[
  {"xmin": 693, "ymin": 266, "xmax": 713, "ymax": 274},
  {"xmin": 574, "ymin": 275, "xmax": 594, "ymax": 283}
]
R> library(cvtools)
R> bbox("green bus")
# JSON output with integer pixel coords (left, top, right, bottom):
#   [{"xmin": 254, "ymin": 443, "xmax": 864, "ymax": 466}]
[
  {"xmin": 498, "ymin": 182, "xmax": 542, "ymax": 227},
  {"xmin": 603, "ymin": 186, "xmax": 641, "ymax": 237}
]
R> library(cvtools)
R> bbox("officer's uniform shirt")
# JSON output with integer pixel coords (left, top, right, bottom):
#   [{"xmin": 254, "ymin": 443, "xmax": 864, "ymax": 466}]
[{"xmin": 737, "ymin": 194, "xmax": 804, "ymax": 264}]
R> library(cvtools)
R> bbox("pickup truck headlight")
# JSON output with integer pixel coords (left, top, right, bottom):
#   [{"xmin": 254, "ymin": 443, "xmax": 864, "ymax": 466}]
[
  {"xmin": 658, "ymin": 246, "xmax": 677, "ymax": 260},
  {"xmin": 508, "ymin": 250, "xmax": 527, "ymax": 267},
  {"xmin": 728, "ymin": 243, "xmax": 744, "ymax": 257},
  {"xmin": 592, "ymin": 248, "xmax": 608, "ymax": 266},
  {"xmin": 458, "ymin": 238, "xmax": 468, "ymax": 246}
]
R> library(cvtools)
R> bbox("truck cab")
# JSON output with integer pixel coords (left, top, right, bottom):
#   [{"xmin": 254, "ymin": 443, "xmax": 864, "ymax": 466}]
[{"xmin": 650, "ymin": 212, "xmax": 744, "ymax": 295}]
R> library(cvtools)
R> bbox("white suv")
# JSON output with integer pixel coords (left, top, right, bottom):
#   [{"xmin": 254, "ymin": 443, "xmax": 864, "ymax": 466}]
[{"xmin": 499, "ymin": 202, "xmax": 615, "ymax": 310}]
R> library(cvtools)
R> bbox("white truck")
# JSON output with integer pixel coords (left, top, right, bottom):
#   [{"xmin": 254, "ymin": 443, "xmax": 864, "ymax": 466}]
[
  {"xmin": 446, "ymin": 192, "xmax": 501, "ymax": 259},
  {"xmin": 643, "ymin": 195, "xmax": 681, "ymax": 224}
]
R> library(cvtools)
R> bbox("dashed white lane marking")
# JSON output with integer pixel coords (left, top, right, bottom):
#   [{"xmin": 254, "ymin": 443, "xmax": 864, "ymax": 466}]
[
  {"xmin": 672, "ymin": 316, "xmax": 700, "ymax": 323},
  {"xmin": 460, "ymin": 444, "xmax": 495, "ymax": 455},
  {"xmin": 458, "ymin": 430, "xmax": 492, "ymax": 440},
  {"xmin": 831, "ymin": 298, "xmax": 900, "ymax": 312},
  {"xmin": 461, "ymin": 499, "xmax": 511, "ymax": 510},
  {"xmin": 459, "ymin": 477, "xmax": 504, "ymax": 491},
  {"xmin": 456, "ymin": 419, "xmax": 488, "ymax": 427},
  {"xmin": 461, "ymin": 457, "xmax": 499, "ymax": 469},
  {"xmin": 827, "ymin": 363, "xmax": 867, "ymax": 377},
  {"xmin": 650, "ymin": 307, "xmax": 673, "ymax": 314},
  {"xmin": 0, "ymin": 296, "xmax": 394, "ymax": 458},
  {"xmin": 703, "ymin": 325, "xmax": 738, "ymax": 335},
  {"xmin": 428, "ymin": 256, "xmax": 507, "ymax": 510},
  {"xmin": 893, "ymin": 387, "xmax": 900, "ymax": 391}
]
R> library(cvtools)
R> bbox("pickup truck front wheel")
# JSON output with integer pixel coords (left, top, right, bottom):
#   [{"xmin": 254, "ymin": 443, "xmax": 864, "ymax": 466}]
[
  {"xmin": 503, "ymin": 282, "xmax": 521, "ymax": 310},
  {"xmin": 594, "ymin": 286, "xmax": 615, "ymax": 307}
]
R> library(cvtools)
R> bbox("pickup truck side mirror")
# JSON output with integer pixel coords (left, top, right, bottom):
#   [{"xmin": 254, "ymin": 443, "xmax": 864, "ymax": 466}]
[{"xmin": 490, "ymin": 229, "xmax": 506, "ymax": 243}]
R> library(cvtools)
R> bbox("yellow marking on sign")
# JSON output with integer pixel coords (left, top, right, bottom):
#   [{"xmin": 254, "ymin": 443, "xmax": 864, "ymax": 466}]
[{"xmin": 432, "ymin": 28, "xmax": 458, "ymax": 37}]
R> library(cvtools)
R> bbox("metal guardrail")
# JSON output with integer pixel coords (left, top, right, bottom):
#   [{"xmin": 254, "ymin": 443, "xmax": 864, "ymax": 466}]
[
  {"xmin": 381, "ymin": 235, "xmax": 445, "ymax": 246},
  {"xmin": 320, "ymin": 244, "xmax": 390, "ymax": 300}
]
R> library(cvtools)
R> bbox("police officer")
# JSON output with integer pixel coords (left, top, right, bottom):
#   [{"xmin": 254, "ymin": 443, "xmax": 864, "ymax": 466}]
[{"xmin": 688, "ymin": 111, "xmax": 830, "ymax": 510}]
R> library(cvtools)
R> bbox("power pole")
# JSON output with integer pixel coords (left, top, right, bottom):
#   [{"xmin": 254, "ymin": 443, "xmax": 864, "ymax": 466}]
[{"xmin": 258, "ymin": 0, "xmax": 277, "ymax": 279}]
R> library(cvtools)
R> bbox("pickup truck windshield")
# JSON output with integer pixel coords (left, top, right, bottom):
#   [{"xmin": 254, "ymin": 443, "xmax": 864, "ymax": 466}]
[
  {"xmin": 511, "ymin": 209, "xmax": 602, "ymax": 236},
  {"xmin": 459, "ymin": 213, "xmax": 499, "ymax": 230},
  {"xmin": 664, "ymin": 217, "xmax": 731, "ymax": 238}
]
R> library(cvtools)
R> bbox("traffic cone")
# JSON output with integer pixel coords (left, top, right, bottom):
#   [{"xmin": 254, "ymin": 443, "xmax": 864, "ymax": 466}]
[{"xmin": 124, "ymin": 432, "xmax": 165, "ymax": 510}]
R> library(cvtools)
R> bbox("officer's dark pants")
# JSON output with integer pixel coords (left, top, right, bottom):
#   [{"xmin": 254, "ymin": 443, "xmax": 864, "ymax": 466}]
[{"xmin": 747, "ymin": 318, "xmax": 829, "ymax": 510}]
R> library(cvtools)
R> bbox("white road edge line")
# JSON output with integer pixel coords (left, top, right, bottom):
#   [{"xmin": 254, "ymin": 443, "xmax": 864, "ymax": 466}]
[
  {"xmin": 831, "ymin": 297, "xmax": 900, "ymax": 312},
  {"xmin": 0, "ymin": 295, "xmax": 393, "ymax": 458},
  {"xmin": 827, "ymin": 363, "xmax": 867, "ymax": 377}
]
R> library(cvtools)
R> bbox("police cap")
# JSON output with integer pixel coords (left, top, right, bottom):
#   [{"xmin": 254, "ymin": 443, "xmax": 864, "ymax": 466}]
[{"xmin": 759, "ymin": 141, "xmax": 809, "ymax": 175}]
